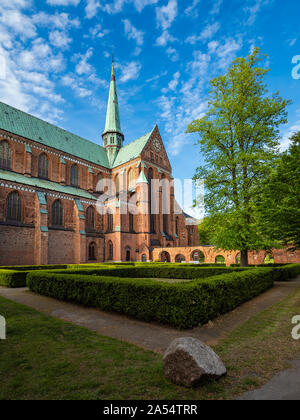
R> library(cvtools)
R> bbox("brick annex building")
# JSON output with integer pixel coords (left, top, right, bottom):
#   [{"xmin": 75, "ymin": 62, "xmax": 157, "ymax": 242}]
[{"xmin": 0, "ymin": 63, "xmax": 199, "ymax": 265}]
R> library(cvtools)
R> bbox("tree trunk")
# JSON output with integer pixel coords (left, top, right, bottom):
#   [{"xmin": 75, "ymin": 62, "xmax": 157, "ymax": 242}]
[{"xmin": 240, "ymin": 249, "xmax": 248, "ymax": 267}]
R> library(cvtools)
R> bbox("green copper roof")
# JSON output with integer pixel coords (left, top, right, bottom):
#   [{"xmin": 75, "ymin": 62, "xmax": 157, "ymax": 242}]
[
  {"xmin": 0, "ymin": 169, "xmax": 96, "ymax": 200},
  {"xmin": 113, "ymin": 127, "xmax": 155, "ymax": 168},
  {"xmin": 0, "ymin": 101, "xmax": 110, "ymax": 168},
  {"xmin": 103, "ymin": 63, "xmax": 123, "ymax": 136}
]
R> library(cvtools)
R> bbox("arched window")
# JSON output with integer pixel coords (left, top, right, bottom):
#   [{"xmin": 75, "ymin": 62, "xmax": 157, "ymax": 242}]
[
  {"xmin": 52, "ymin": 199, "xmax": 63, "ymax": 226},
  {"xmin": 107, "ymin": 209, "xmax": 113, "ymax": 232},
  {"xmin": 115, "ymin": 174, "xmax": 120, "ymax": 195},
  {"xmin": 96, "ymin": 173, "xmax": 103, "ymax": 192},
  {"xmin": 175, "ymin": 254, "xmax": 186, "ymax": 263},
  {"xmin": 70, "ymin": 164, "xmax": 79, "ymax": 187},
  {"xmin": 129, "ymin": 212, "xmax": 134, "ymax": 233},
  {"xmin": 88, "ymin": 242, "xmax": 97, "ymax": 260},
  {"xmin": 264, "ymin": 253, "xmax": 274, "ymax": 264},
  {"xmin": 108, "ymin": 241, "xmax": 113, "ymax": 260},
  {"xmin": 175, "ymin": 217, "xmax": 179, "ymax": 236},
  {"xmin": 6, "ymin": 191, "xmax": 22, "ymax": 222},
  {"xmin": 0, "ymin": 141, "xmax": 12, "ymax": 170},
  {"xmin": 148, "ymin": 168, "xmax": 155, "ymax": 233},
  {"xmin": 86, "ymin": 206, "xmax": 95, "ymax": 231},
  {"xmin": 38, "ymin": 153, "xmax": 49, "ymax": 179},
  {"xmin": 128, "ymin": 168, "xmax": 135, "ymax": 190},
  {"xmin": 192, "ymin": 250, "xmax": 205, "ymax": 264},
  {"xmin": 126, "ymin": 247, "xmax": 131, "ymax": 262}
]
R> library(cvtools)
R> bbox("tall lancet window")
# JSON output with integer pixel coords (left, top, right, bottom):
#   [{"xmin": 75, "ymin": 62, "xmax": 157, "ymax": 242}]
[{"xmin": 148, "ymin": 168, "xmax": 155, "ymax": 233}]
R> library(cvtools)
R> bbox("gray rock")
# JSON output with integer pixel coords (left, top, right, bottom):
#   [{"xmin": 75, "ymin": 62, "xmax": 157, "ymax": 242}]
[{"xmin": 163, "ymin": 337, "xmax": 227, "ymax": 387}]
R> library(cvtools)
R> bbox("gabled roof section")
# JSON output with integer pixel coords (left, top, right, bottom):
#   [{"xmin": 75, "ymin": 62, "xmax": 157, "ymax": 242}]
[
  {"xmin": 113, "ymin": 127, "xmax": 155, "ymax": 168},
  {"xmin": 0, "ymin": 101, "xmax": 110, "ymax": 168}
]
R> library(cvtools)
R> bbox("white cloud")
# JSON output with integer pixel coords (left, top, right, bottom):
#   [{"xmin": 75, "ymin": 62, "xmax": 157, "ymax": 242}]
[
  {"xmin": 0, "ymin": 9, "xmax": 37, "ymax": 39},
  {"xmin": 89, "ymin": 24, "xmax": 109, "ymax": 38},
  {"xmin": 184, "ymin": 0, "xmax": 201, "ymax": 16},
  {"xmin": 47, "ymin": 0, "xmax": 80, "ymax": 5},
  {"xmin": 166, "ymin": 47, "xmax": 179, "ymax": 62},
  {"xmin": 185, "ymin": 22, "xmax": 220, "ymax": 44},
  {"xmin": 168, "ymin": 71, "xmax": 180, "ymax": 91},
  {"xmin": 75, "ymin": 48, "xmax": 94, "ymax": 75},
  {"xmin": 85, "ymin": 0, "xmax": 101, "ymax": 19},
  {"xmin": 156, "ymin": 0, "xmax": 178, "ymax": 31},
  {"xmin": 289, "ymin": 38, "xmax": 297, "ymax": 47},
  {"xmin": 210, "ymin": 0, "xmax": 223, "ymax": 15},
  {"xmin": 117, "ymin": 61, "xmax": 142, "ymax": 83},
  {"xmin": 32, "ymin": 12, "xmax": 80, "ymax": 29},
  {"xmin": 18, "ymin": 38, "xmax": 65, "ymax": 72},
  {"xmin": 244, "ymin": 0, "xmax": 270, "ymax": 26},
  {"xmin": 101, "ymin": 0, "xmax": 158, "ymax": 14},
  {"xmin": 155, "ymin": 30, "xmax": 176, "ymax": 47},
  {"xmin": 123, "ymin": 19, "xmax": 144, "ymax": 46},
  {"xmin": 280, "ymin": 122, "xmax": 300, "ymax": 151},
  {"xmin": 49, "ymin": 30, "xmax": 72, "ymax": 49},
  {"xmin": 61, "ymin": 74, "xmax": 92, "ymax": 97}
]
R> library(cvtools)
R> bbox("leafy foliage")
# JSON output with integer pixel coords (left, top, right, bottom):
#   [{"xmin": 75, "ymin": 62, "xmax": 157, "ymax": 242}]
[
  {"xmin": 187, "ymin": 48, "xmax": 290, "ymax": 264},
  {"xmin": 256, "ymin": 132, "xmax": 300, "ymax": 248}
]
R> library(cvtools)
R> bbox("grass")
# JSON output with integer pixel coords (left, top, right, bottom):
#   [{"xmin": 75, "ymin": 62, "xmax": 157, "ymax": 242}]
[{"xmin": 0, "ymin": 285, "xmax": 300, "ymax": 400}]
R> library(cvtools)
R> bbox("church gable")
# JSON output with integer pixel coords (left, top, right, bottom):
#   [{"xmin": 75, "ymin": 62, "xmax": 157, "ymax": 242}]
[{"xmin": 141, "ymin": 126, "xmax": 171, "ymax": 172}]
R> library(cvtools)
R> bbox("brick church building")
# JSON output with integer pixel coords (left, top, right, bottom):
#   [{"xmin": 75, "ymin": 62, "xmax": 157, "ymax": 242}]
[{"xmin": 0, "ymin": 63, "xmax": 199, "ymax": 265}]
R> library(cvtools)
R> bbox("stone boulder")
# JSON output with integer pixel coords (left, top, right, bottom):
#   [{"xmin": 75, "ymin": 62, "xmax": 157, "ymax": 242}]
[{"xmin": 163, "ymin": 337, "xmax": 227, "ymax": 387}]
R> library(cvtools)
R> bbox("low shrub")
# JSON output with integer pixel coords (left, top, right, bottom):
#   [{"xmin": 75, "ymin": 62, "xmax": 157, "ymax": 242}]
[
  {"xmin": 270, "ymin": 264, "xmax": 300, "ymax": 281},
  {"xmin": 27, "ymin": 268, "xmax": 274, "ymax": 329},
  {"xmin": 0, "ymin": 270, "xmax": 29, "ymax": 287},
  {"xmin": 0, "ymin": 264, "xmax": 68, "ymax": 271},
  {"xmin": 49, "ymin": 265, "xmax": 249, "ymax": 280}
]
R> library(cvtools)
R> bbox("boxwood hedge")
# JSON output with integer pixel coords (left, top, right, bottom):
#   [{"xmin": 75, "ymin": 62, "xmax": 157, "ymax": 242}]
[
  {"xmin": 0, "ymin": 270, "xmax": 29, "ymax": 288},
  {"xmin": 27, "ymin": 268, "xmax": 275, "ymax": 329}
]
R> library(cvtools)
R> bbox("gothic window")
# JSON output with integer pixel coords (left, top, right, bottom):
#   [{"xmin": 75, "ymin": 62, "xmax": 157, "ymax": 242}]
[
  {"xmin": 115, "ymin": 174, "xmax": 120, "ymax": 195},
  {"xmin": 128, "ymin": 168, "xmax": 135, "ymax": 190},
  {"xmin": 108, "ymin": 241, "xmax": 113, "ymax": 260},
  {"xmin": 38, "ymin": 153, "xmax": 49, "ymax": 179},
  {"xmin": 129, "ymin": 212, "xmax": 134, "ymax": 233},
  {"xmin": 175, "ymin": 216, "xmax": 179, "ymax": 236},
  {"xmin": 52, "ymin": 199, "xmax": 63, "ymax": 226},
  {"xmin": 0, "ymin": 141, "xmax": 12, "ymax": 170},
  {"xmin": 107, "ymin": 210, "xmax": 113, "ymax": 232},
  {"xmin": 148, "ymin": 168, "xmax": 155, "ymax": 233},
  {"xmin": 6, "ymin": 191, "xmax": 22, "ymax": 222},
  {"xmin": 86, "ymin": 206, "xmax": 95, "ymax": 231},
  {"xmin": 70, "ymin": 164, "xmax": 79, "ymax": 187},
  {"xmin": 163, "ymin": 214, "xmax": 168, "ymax": 235},
  {"xmin": 88, "ymin": 242, "xmax": 97, "ymax": 260}
]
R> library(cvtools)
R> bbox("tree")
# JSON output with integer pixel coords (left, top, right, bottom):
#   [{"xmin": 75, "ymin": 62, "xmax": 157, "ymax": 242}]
[
  {"xmin": 256, "ymin": 132, "xmax": 300, "ymax": 248},
  {"xmin": 198, "ymin": 217, "xmax": 215, "ymax": 245},
  {"xmin": 187, "ymin": 48, "xmax": 290, "ymax": 266}
]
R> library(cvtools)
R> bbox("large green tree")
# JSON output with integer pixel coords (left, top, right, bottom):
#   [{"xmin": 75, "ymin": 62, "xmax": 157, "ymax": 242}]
[
  {"xmin": 256, "ymin": 132, "xmax": 300, "ymax": 248},
  {"xmin": 187, "ymin": 48, "xmax": 290, "ymax": 266}
]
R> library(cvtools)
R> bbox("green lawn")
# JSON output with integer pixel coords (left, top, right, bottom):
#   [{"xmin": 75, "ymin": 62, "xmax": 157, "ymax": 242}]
[{"xmin": 0, "ymin": 286, "xmax": 300, "ymax": 400}]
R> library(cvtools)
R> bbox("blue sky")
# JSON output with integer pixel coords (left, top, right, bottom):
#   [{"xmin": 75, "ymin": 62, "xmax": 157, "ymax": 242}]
[{"xmin": 0, "ymin": 0, "xmax": 299, "ymax": 186}]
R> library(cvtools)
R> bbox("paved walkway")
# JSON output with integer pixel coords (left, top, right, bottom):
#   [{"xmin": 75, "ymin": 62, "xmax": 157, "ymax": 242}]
[
  {"xmin": 238, "ymin": 358, "xmax": 300, "ymax": 400},
  {"xmin": 0, "ymin": 276, "xmax": 299, "ymax": 354}
]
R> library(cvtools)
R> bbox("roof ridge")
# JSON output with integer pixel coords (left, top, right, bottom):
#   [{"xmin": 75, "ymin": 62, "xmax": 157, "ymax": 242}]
[{"xmin": 0, "ymin": 100, "xmax": 106, "ymax": 152}]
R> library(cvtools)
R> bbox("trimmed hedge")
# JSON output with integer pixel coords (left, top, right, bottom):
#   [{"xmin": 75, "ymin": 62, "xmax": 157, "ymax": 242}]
[
  {"xmin": 0, "ymin": 270, "xmax": 29, "ymax": 288},
  {"xmin": 0, "ymin": 264, "xmax": 68, "ymax": 271},
  {"xmin": 49, "ymin": 265, "xmax": 249, "ymax": 280},
  {"xmin": 270, "ymin": 264, "xmax": 300, "ymax": 281},
  {"xmin": 27, "ymin": 268, "xmax": 274, "ymax": 329}
]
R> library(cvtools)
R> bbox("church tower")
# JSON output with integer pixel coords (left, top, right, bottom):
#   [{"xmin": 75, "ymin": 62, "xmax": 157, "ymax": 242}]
[{"xmin": 102, "ymin": 61, "xmax": 124, "ymax": 167}]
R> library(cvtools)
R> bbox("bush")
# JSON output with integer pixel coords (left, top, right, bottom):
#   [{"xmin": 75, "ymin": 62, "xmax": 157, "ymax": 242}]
[
  {"xmin": 0, "ymin": 270, "xmax": 29, "ymax": 287},
  {"xmin": 270, "ymin": 264, "xmax": 300, "ymax": 281},
  {"xmin": 0, "ymin": 264, "xmax": 68, "ymax": 271},
  {"xmin": 27, "ymin": 268, "xmax": 274, "ymax": 329},
  {"xmin": 49, "ymin": 265, "xmax": 249, "ymax": 280}
]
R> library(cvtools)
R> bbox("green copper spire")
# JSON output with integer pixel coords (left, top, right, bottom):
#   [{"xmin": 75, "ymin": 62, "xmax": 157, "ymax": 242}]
[
  {"xmin": 103, "ymin": 61, "xmax": 123, "ymax": 136},
  {"xmin": 102, "ymin": 61, "xmax": 124, "ymax": 167}
]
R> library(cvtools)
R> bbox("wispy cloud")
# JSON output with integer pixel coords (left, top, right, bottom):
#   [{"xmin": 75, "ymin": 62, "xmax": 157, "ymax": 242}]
[
  {"xmin": 123, "ymin": 19, "xmax": 144, "ymax": 46},
  {"xmin": 185, "ymin": 22, "xmax": 220, "ymax": 44},
  {"xmin": 117, "ymin": 61, "xmax": 142, "ymax": 83}
]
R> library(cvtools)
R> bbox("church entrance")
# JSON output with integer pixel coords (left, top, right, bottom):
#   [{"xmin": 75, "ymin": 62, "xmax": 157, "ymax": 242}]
[{"xmin": 126, "ymin": 249, "xmax": 131, "ymax": 262}]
